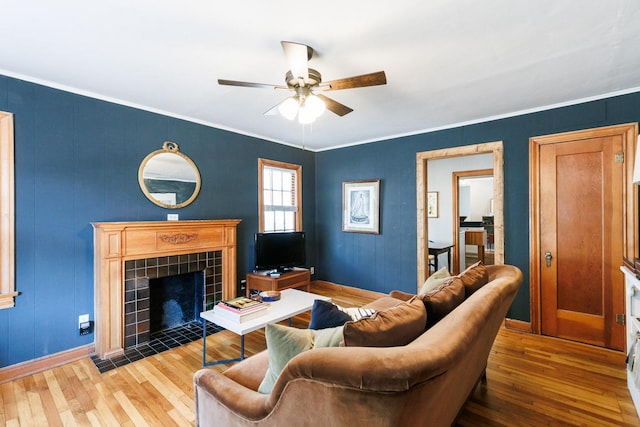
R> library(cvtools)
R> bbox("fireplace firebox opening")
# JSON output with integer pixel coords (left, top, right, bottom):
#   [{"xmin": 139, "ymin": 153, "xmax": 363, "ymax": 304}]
[{"xmin": 149, "ymin": 271, "xmax": 204, "ymax": 333}]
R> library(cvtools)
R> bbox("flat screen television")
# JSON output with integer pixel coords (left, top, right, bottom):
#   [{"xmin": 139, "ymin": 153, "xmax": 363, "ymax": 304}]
[{"xmin": 254, "ymin": 231, "xmax": 306, "ymax": 272}]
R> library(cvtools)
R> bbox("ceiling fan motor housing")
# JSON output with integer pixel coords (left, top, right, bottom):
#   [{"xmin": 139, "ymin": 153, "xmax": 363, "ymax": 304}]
[{"xmin": 286, "ymin": 68, "xmax": 322, "ymax": 88}]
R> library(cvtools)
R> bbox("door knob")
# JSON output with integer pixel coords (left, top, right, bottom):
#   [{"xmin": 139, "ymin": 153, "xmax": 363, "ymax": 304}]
[{"xmin": 545, "ymin": 251, "xmax": 553, "ymax": 267}]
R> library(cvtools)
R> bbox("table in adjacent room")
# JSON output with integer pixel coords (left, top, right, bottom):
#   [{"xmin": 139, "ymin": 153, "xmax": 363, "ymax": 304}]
[{"xmin": 428, "ymin": 241, "xmax": 455, "ymax": 272}]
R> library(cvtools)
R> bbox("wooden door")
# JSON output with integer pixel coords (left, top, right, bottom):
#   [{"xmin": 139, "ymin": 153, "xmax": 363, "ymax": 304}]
[{"xmin": 531, "ymin": 124, "xmax": 638, "ymax": 351}]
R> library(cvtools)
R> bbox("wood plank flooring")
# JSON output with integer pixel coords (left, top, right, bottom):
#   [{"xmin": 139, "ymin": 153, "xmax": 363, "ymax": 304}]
[
  {"xmin": 1, "ymin": 284, "xmax": 638, "ymax": 426},
  {"xmin": 459, "ymin": 330, "xmax": 639, "ymax": 426}
]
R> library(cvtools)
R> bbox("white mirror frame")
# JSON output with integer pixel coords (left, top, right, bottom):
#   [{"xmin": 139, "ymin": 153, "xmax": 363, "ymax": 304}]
[
  {"xmin": 138, "ymin": 141, "xmax": 201, "ymax": 209},
  {"xmin": 0, "ymin": 111, "xmax": 16, "ymax": 309}
]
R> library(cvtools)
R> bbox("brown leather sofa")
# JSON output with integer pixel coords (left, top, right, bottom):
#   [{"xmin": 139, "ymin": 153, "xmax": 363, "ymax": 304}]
[{"xmin": 194, "ymin": 264, "xmax": 522, "ymax": 426}]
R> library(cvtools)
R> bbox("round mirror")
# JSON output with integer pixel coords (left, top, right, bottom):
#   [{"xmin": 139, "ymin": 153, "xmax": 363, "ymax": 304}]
[{"xmin": 138, "ymin": 142, "xmax": 201, "ymax": 209}]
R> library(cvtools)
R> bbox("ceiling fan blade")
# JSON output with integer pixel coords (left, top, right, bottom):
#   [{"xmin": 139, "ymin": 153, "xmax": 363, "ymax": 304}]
[
  {"xmin": 218, "ymin": 79, "xmax": 286, "ymax": 90},
  {"xmin": 324, "ymin": 71, "xmax": 387, "ymax": 91},
  {"xmin": 281, "ymin": 41, "xmax": 312, "ymax": 81},
  {"xmin": 316, "ymin": 94, "xmax": 353, "ymax": 117}
]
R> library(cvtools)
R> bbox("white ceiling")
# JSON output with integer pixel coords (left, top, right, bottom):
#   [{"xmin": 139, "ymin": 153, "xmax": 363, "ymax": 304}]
[{"xmin": 1, "ymin": 1, "xmax": 639, "ymax": 151}]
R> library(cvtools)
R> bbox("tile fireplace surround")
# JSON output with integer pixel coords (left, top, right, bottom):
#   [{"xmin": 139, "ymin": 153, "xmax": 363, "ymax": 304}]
[
  {"xmin": 92, "ymin": 220, "xmax": 240, "ymax": 360},
  {"xmin": 122, "ymin": 251, "xmax": 221, "ymax": 348}
]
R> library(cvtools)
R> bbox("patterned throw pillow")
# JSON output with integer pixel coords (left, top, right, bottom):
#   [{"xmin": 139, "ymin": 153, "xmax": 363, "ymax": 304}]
[
  {"xmin": 309, "ymin": 299, "xmax": 376, "ymax": 329},
  {"xmin": 338, "ymin": 305, "xmax": 377, "ymax": 321}
]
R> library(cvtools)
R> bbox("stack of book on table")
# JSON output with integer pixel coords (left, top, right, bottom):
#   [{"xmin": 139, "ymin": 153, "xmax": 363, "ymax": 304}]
[{"xmin": 214, "ymin": 296, "xmax": 269, "ymax": 322}]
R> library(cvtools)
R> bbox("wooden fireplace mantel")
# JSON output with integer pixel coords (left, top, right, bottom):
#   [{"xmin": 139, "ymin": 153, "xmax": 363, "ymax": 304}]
[{"xmin": 92, "ymin": 219, "xmax": 241, "ymax": 359}]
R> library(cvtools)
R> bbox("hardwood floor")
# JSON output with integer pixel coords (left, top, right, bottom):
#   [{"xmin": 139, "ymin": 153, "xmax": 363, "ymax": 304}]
[
  {"xmin": 1, "ymin": 284, "xmax": 638, "ymax": 426},
  {"xmin": 458, "ymin": 330, "xmax": 639, "ymax": 426}
]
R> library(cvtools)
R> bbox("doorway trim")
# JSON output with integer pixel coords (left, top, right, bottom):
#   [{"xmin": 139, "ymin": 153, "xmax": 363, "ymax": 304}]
[
  {"xmin": 0, "ymin": 112, "xmax": 16, "ymax": 309},
  {"xmin": 416, "ymin": 141, "xmax": 504, "ymax": 290},
  {"xmin": 529, "ymin": 123, "xmax": 638, "ymax": 336}
]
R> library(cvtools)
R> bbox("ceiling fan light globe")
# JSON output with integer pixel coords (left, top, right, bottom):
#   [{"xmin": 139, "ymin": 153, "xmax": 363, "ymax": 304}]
[
  {"xmin": 279, "ymin": 97, "xmax": 299, "ymax": 120},
  {"xmin": 306, "ymin": 95, "xmax": 326, "ymax": 118},
  {"xmin": 298, "ymin": 105, "xmax": 316, "ymax": 124}
]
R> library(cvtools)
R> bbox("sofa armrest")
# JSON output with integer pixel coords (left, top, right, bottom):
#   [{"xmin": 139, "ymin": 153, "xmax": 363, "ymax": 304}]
[
  {"xmin": 389, "ymin": 290, "xmax": 415, "ymax": 301},
  {"xmin": 194, "ymin": 368, "xmax": 272, "ymax": 420},
  {"xmin": 221, "ymin": 349, "xmax": 269, "ymax": 391}
]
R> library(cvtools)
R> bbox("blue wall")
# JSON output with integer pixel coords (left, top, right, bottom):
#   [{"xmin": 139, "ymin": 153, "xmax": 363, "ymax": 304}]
[
  {"xmin": 1, "ymin": 71, "xmax": 639, "ymax": 368},
  {"xmin": 315, "ymin": 92, "xmax": 640, "ymax": 321},
  {"xmin": 0, "ymin": 75, "xmax": 316, "ymax": 367}
]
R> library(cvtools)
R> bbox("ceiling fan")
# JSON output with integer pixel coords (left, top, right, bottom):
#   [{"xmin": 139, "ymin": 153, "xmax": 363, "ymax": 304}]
[{"xmin": 218, "ymin": 41, "xmax": 387, "ymax": 124}]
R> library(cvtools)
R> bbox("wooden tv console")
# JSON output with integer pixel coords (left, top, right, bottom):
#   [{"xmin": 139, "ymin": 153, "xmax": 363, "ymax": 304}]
[{"xmin": 245, "ymin": 269, "xmax": 310, "ymax": 297}]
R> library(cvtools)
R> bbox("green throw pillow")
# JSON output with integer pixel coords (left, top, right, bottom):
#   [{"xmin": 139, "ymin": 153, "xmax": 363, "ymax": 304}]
[
  {"xmin": 420, "ymin": 266, "xmax": 451, "ymax": 294},
  {"xmin": 258, "ymin": 324, "xmax": 344, "ymax": 394}
]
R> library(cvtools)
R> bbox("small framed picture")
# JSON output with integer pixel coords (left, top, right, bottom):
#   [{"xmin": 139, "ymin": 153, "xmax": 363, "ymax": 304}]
[
  {"xmin": 427, "ymin": 191, "xmax": 439, "ymax": 218},
  {"xmin": 342, "ymin": 180, "xmax": 380, "ymax": 234}
]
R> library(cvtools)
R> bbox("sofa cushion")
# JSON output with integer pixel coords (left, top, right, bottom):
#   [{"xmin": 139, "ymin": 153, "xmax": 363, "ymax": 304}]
[
  {"xmin": 257, "ymin": 324, "xmax": 343, "ymax": 394},
  {"xmin": 365, "ymin": 295, "xmax": 406, "ymax": 310},
  {"xmin": 458, "ymin": 261, "xmax": 489, "ymax": 296},
  {"xmin": 421, "ymin": 277, "xmax": 465, "ymax": 328},
  {"xmin": 309, "ymin": 300, "xmax": 376, "ymax": 330},
  {"xmin": 419, "ymin": 266, "xmax": 451, "ymax": 294},
  {"xmin": 342, "ymin": 297, "xmax": 426, "ymax": 347}
]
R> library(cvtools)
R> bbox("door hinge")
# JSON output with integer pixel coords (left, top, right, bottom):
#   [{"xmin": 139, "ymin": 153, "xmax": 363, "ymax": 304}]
[
  {"xmin": 616, "ymin": 313, "xmax": 626, "ymax": 325},
  {"xmin": 615, "ymin": 152, "xmax": 624, "ymax": 163}
]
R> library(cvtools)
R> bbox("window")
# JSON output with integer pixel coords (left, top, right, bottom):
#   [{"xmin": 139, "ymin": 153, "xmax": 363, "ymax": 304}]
[{"xmin": 258, "ymin": 159, "xmax": 302, "ymax": 233}]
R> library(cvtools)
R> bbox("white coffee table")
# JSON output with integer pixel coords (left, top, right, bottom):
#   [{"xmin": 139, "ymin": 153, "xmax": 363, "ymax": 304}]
[{"xmin": 200, "ymin": 288, "xmax": 331, "ymax": 366}]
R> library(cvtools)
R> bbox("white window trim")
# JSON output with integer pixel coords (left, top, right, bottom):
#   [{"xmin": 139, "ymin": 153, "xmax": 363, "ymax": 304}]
[{"xmin": 258, "ymin": 158, "xmax": 302, "ymax": 233}]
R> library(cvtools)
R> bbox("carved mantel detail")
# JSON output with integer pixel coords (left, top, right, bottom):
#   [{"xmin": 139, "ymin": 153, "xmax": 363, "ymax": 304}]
[
  {"xmin": 158, "ymin": 233, "xmax": 198, "ymax": 244},
  {"xmin": 92, "ymin": 219, "xmax": 241, "ymax": 359}
]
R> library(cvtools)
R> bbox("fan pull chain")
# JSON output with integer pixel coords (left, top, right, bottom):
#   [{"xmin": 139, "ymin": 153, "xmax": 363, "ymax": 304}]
[{"xmin": 301, "ymin": 123, "xmax": 308, "ymax": 151}]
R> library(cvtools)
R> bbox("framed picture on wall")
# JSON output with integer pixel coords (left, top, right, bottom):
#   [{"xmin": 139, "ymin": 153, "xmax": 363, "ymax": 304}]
[
  {"xmin": 427, "ymin": 191, "xmax": 439, "ymax": 218},
  {"xmin": 342, "ymin": 180, "xmax": 380, "ymax": 234}
]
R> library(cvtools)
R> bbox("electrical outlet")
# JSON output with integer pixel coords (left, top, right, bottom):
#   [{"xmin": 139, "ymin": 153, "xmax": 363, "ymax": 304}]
[
  {"xmin": 79, "ymin": 314, "xmax": 93, "ymax": 336},
  {"xmin": 310, "ymin": 266, "xmax": 315, "ymax": 275},
  {"xmin": 167, "ymin": 214, "xmax": 179, "ymax": 221},
  {"xmin": 80, "ymin": 321, "xmax": 94, "ymax": 335}
]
